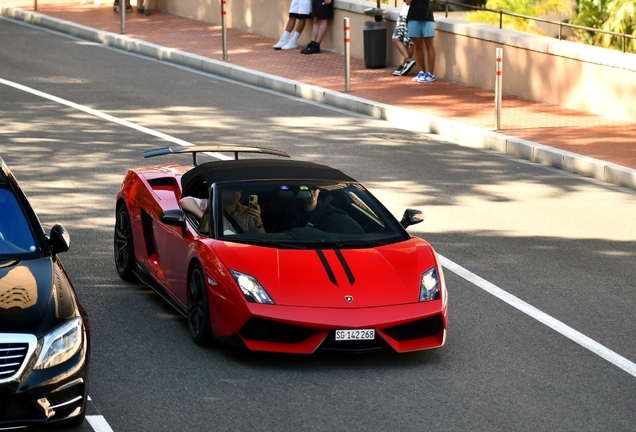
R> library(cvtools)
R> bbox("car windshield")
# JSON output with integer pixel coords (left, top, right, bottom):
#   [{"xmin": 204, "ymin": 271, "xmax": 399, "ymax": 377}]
[
  {"xmin": 0, "ymin": 187, "xmax": 38, "ymax": 258},
  {"xmin": 212, "ymin": 180, "xmax": 409, "ymax": 248}
]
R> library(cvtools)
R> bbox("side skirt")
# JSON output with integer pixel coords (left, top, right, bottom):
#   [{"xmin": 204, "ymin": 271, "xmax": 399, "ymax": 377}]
[{"xmin": 133, "ymin": 261, "xmax": 187, "ymax": 317}]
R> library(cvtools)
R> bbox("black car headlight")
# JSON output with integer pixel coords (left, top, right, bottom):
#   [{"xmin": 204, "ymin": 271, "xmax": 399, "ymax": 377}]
[
  {"xmin": 419, "ymin": 267, "xmax": 440, "ymax": 302},
  {"xmin": 230, "ymin": 270, "xmax": 275, "ymax": 304},
  {"xmin": 33, "ymin": 317, "xmax": 83, "ymax": 370}
]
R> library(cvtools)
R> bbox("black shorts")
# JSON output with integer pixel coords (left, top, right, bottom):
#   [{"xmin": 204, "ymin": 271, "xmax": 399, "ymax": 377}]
[
  {"xmin": 290, "ymin": 12, "xmax": 311, "ymax": 19},
  {"xmin": 312, "ymin": 0, "xmax": 334, "ymax": 20}
]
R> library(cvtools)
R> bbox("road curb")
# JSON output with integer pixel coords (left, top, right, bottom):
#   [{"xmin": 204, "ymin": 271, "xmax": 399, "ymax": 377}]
[{"xmin": 2, "ymin": 5, "xmax": 635, "ymax": 191}]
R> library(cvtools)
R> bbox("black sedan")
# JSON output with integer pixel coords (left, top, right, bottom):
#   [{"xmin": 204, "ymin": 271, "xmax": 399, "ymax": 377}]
[{"xmin": 0, "ymin": 157, "xmax": 90, "ymax": 428}]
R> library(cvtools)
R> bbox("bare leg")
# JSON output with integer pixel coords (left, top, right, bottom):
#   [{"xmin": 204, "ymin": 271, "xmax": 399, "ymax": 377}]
[
  {"xmin": 424, "ymin": 37, "xmax": 435, "ymax": 74},
  {"xmin": 310, "ymin": 17, "xmax": 320, "ymax": 41},
  {"xmin": 295, "ymin": 19, "xmax": 306, "ymax": 35},
  {"xmin": 412, "ymin": 37, "xmax": 425, "ymax": 73},
  {"xmin": 285, "ymin": 17, "xmax": 297, "ymax": 33},
  {"xmin": 392, "ymin": 38, "xmax": 409, "ymax": 60},
  {"xmin": 314, "ymin": 19, "xmax": 329, "ymax": 44}
]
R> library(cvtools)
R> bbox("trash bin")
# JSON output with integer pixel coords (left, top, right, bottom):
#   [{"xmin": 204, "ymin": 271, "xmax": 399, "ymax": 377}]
[{"xmin": 363, "ymin": 20, "xmax": 387, "ymax": 69}]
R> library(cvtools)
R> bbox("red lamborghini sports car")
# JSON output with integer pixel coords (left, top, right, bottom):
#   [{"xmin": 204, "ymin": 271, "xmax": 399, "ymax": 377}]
[{"xmin": 114, "ymin": 146, "xmax": 447, "ymax": 354}]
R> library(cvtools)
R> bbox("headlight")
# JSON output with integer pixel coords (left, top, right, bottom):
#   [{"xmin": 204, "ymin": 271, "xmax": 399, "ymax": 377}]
[
  {"xmin": 419, "ymin": 267, "xmax": 440, "ymax": 302},
  {"xmin": 34, "ymin": 317, "xmax": 83, "ymax": 370},
  {"xmin": 230, "ymin": 270, "xmax": 275, "ymax": 304}
]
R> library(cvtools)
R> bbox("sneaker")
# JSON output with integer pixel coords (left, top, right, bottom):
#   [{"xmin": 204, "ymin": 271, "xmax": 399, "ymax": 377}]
[
  {"xmin": 392, "ymin": 62, "xmax": 406, "ymax": 76},
  {"xmin": 402, "ymin": 58, "xmax": 416, "ymax": 75},
  {"xmin": 125, "ymin": 5, "xmax": 132, "ymax": 11},
  {"xmin": 137, "ymin": 6, "xmax": 144, "ymax": 12},
  {"xmin": 423, "ymin": 72, "xmax": 436, "ymax": 82},
  {"xmin": 412, "ymin": 71, "xmax": 426, "ymax": 83},
  {"xmin": 273, "ymin": 38, "xmax": 287, "ymax": 49},
  {"xmin": 301, "ymin": 41, "xmax": 320, "ymax": 54},
  {"xmin": 143, "ymin": 8, "xmax": 151, "ymax": 15},
  {"xmin": 281, "ymin": 39, "xmax": 298, "ymax": 50}
]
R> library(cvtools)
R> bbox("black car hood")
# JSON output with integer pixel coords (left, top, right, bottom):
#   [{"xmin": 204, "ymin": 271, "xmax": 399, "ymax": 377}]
[{"xmin": 0, "ymin": 257, "xmax": 77, "ymax": 335}]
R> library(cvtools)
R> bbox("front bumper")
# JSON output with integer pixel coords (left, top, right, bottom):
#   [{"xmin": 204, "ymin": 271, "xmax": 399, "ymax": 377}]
[
  {"xmin": 0, "ymin": 340, "xmax": 89, "ymax": 429},
  {"xmin": 217, "ymin": 299, "xmax": 447, "ymax": 354}
]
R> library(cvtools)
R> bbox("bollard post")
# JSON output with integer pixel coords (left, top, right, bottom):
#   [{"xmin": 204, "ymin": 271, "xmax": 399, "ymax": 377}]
[
  {"xmin": 120, "ymin": 0, "xmax": 125, "ymax": 34},
  {"xmin": 344, "ymin": 17, "xmax": 351, "ymax": 92},
  {"xmin": 494, "ymin": 48, "xmax": 503, "ymax": 131},
  {"xmin": 221, "ymin": 0, "xmax": 227, "ymax": 60}
]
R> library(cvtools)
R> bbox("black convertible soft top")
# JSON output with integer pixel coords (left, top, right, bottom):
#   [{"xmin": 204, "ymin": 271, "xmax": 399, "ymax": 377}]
[{"xmin": 181, "ymin": 159, "xmax": 356, "ymax": 196}]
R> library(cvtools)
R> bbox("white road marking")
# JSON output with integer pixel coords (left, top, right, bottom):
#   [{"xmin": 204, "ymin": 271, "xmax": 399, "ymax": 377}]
[
  {"xmin": 0, "ymin": 77, "xmax": 231, "ymax": 160},
  {"xmin": 87, "ymin": 415, "xmax": 115, "ymax": 432},
  {"xmin": 439, "ymin": 254, "xmax": 636, "ymax": 378},
  {"xmin": 2, "ymin": 76, "xmax": 634, "ymax": 379}
]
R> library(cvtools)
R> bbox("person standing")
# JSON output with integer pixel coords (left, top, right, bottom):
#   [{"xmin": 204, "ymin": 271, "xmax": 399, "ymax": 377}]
[
  {"xmin": 274, "ymin": 0, "xmax": 312, "ymax": 50},
  {"xmin": 392, "ymin": 3, "xmax": 416, "ymax": 76},
  {"xmin": 301, "ymin": 0, "xmax": 334, "ymax": 54},
  {"xmin": 406, "ymin": 0, "xmax": 436, "ymax": 83},
  {"xmin": 136, "ymin": 0, "xmax": 151, "ymax": 15}
]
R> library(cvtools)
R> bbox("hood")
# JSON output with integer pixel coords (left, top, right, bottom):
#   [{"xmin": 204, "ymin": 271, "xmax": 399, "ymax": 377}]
[
  {"xmin": 0, "ymin": 257, "xmax": 76, "ymax": 335},
  {"xmin": 213, "ymin": 238, "xmax": 437, "ymax": 308}
]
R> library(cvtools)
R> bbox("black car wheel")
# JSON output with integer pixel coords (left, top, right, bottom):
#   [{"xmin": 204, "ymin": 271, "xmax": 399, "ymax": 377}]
[
  {"xmin": 114, "ymin": 205, "xmax": 136, "ymax": 281},
  {"xmin": 188, "ymin": 263, "xmax": 213, "ymax": 345}
]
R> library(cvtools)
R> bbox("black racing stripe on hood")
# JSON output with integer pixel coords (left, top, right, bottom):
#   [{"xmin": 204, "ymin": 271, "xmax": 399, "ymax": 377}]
[
  {"xmin": 334, "ymin": 249, "xmax": 355, "ymax": 286},
  {"xmin": 315, "ymin": 250, "xmax": 338, "ymax": 287}
]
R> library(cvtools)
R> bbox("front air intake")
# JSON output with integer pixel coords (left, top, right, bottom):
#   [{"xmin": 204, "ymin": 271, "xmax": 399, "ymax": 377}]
[
  {"xmin": 239, "ymin": 318, "xmax": 319, "ymax": 344},
  {"xmin": 382, "ymin": 315, "xmax": 444, "ymax": 341}
]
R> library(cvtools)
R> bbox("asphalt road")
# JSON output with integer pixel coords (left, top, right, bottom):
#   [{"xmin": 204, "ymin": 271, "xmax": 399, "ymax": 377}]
[{"xmin": 1, "ymin": 18, "xmax": 636, "ymax": 432}]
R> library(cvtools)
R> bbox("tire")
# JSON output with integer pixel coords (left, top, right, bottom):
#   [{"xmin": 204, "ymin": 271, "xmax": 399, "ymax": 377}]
[
  {"xmin": 188, "ymin": 263, "xmax": 213, "ymax": 345},
  {"xmin": 114, "ymin": 205, "xmax": 136, "ymax": 281}
]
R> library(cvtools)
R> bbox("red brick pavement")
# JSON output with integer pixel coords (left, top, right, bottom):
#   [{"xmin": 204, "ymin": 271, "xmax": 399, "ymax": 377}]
[{"xmin": 7, "ymin": 0, "xmax": 636, "ymax": 169}]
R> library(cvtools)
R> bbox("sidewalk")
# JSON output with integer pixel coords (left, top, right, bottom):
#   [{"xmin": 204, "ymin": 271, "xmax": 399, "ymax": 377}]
[{"xmin": 3, "ymin": 0, "xmax": 636, "ymax": 188}]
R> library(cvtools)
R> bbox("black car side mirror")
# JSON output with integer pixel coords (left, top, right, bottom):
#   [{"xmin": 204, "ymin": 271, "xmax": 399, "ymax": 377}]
[
  {"xmin": 159, "ymin": 209, "xmax": 187, "ymax": 236},
  {"xmin": 49, "ymin": 224, "xmax": 70, "ymax": 255},
  {"xmin": 400, "ymin": 209, "xmax": 424, "ymax": 229}
]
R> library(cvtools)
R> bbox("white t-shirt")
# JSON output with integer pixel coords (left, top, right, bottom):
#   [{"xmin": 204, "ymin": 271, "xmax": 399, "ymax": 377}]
[{"xmin": 400, "ymin": 3, "xmax": 410, "ymax": 18}]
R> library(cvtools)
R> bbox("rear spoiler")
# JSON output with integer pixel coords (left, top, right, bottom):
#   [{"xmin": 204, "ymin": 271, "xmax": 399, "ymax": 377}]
[{"xmin": 143, "ymin": 146, "xmax": 290, "ymax": 165}]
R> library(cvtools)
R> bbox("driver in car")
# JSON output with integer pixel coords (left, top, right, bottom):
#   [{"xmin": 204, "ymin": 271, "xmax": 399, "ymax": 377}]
[{"xmin": 283, "ymin": 188, "xmax": 334, "ymax": 229}]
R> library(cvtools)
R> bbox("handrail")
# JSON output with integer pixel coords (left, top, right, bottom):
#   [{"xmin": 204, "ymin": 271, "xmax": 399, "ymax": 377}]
[{"xmin": 436, "ymin": 0, "xmax": 635, "ymax": 53}]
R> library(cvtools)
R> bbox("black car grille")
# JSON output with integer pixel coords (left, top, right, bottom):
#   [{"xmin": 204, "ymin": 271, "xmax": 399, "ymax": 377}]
[
  {"xmin": 0, "ymin": 342, "xmax": 29, "ymax": 381},
  {"xmin": 239, "ymin": 318, "xmax": 319, "ymax": 344},
  {"xmin": 48, "ymin": 383, "xmax": 84, "ymax": 407},
  {"xmin": 0, "ymin": 398, "xmax": 41, "ymax": 421},
  {"xmin": 382, "ymin": 315, "xmax": 444, "ymax": 341}
]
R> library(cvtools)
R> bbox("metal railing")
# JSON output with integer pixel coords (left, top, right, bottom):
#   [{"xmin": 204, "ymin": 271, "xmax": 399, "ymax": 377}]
[
  {"xmin": 368, "ymin": 0, "xmax": 636, "ymax": 53},
  {"xmin": 437, "ymin": 1, "xmax": 635, "ymax": 53}
]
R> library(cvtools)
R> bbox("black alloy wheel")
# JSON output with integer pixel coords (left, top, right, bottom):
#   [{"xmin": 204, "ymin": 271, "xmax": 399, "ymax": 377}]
[
  {"xmin": 188, "ymin": 263, "xmax": 213, "ymax": 345},
  {"xmin": 114, "ymin": 205, "xmax": 136, "ymax": 281}
]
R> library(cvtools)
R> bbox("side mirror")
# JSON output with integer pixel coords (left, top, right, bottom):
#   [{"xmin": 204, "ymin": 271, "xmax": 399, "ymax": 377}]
[
  {"xmin": 159, "ymin": 209, "xmax": 186, "ymax": 236},
  {"xmin": 400, "ymin": 208, "xmax": 424, "ymax": 229},
  {"xmin": 49, "ymin": 224, "xmax": 70, "ymax": 255}
]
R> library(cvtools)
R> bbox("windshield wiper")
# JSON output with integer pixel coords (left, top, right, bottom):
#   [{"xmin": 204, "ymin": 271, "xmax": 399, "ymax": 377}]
[
  {"xmin": 323, "ymin": 239, "xmax": 387, "ymax": 248},
  {"xmin": 226, "ymin": 238, "xmax": 307, "ymax": 249}
]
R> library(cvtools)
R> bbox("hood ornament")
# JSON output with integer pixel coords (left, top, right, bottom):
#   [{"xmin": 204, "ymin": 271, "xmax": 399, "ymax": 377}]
[{"xmin": 345, "ymin": 295, "xmax": 353, "ymax": 303}]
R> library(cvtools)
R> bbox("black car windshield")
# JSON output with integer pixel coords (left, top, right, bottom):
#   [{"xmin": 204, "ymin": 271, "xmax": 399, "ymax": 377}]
[
  {"xmin": 0, "ymin": 187, "xmax": 38, "ymax": 257},
  {"xmin": 212, "ymin": 180, "xmax": 409, "ymax": 248}
]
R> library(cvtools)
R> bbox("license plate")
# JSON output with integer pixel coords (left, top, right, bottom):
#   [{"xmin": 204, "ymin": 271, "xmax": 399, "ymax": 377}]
[{"xmin": 335, "ymin": 329, "xmax": 375, "ymax": 341}]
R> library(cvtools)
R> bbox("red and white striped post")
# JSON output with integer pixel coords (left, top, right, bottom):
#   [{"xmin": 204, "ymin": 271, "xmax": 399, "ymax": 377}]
[
  {"xmin": 494, "ymin": 48, "xmax": 503, "ymax": 130},
  {"xmin": 344, "ymin": 17, "xmax": 351, "ymax": 92},
  {"xmin": 221, "ymin": 0, "xmax": 228, "ymax": 60}
]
